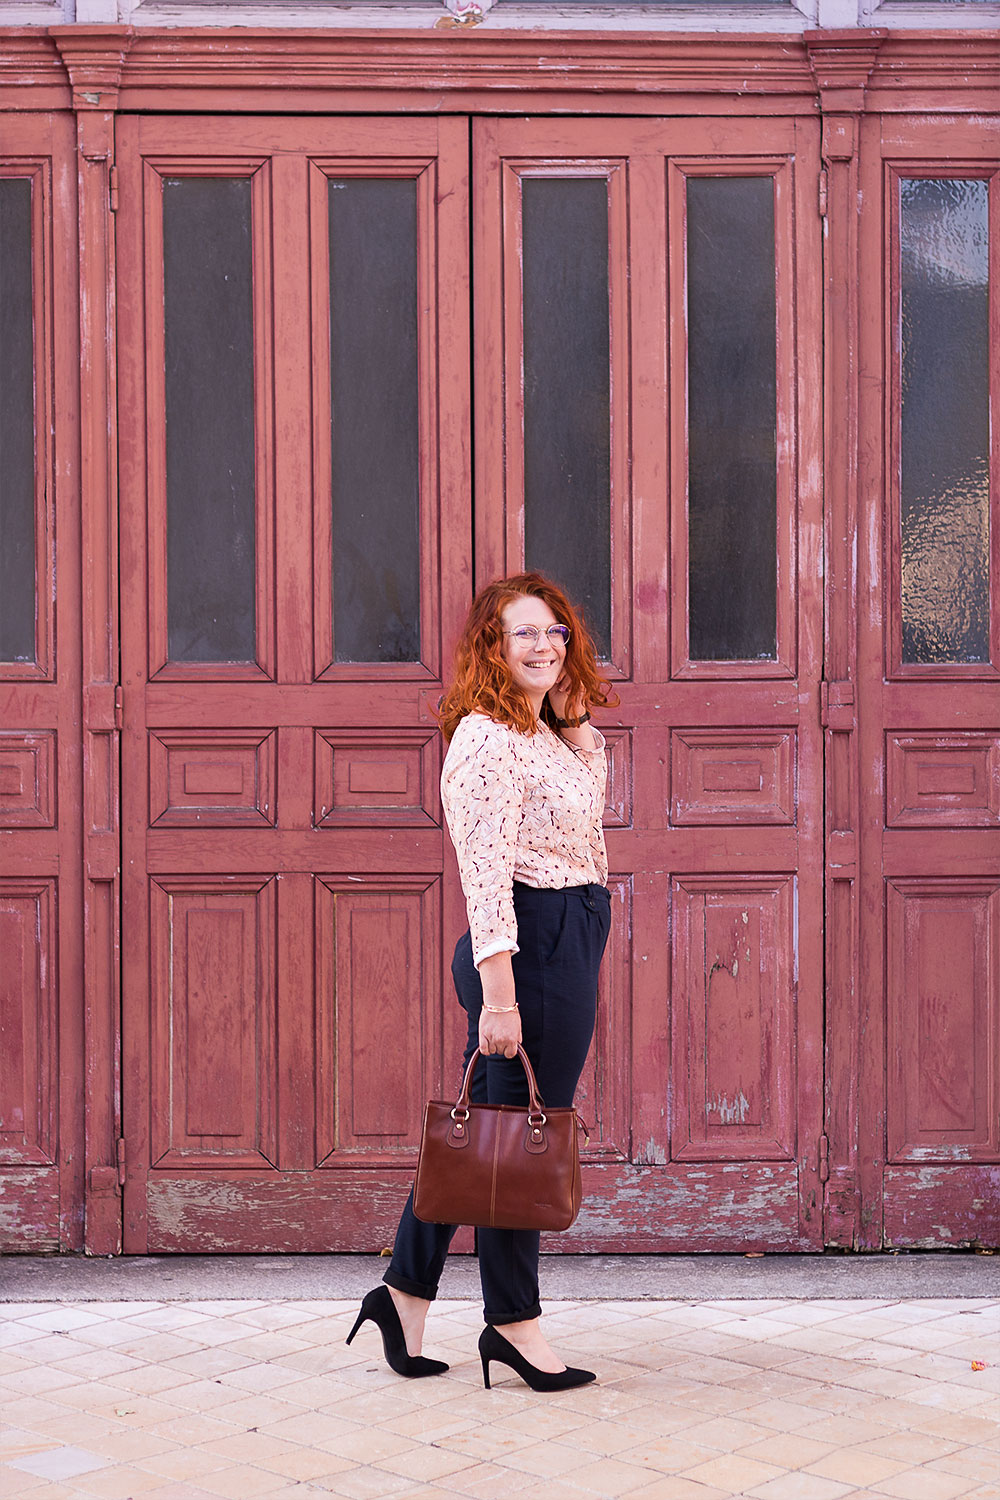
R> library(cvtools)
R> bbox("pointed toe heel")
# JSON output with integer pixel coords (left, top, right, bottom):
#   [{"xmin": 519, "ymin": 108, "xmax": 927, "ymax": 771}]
[
  {"xmin": 345, "ymin": 1286, "xmax": 448, "ymax": 1378},
  {"xmin": 478, "ymin": 1325, "xmax": 595, "ymax": 1392}
]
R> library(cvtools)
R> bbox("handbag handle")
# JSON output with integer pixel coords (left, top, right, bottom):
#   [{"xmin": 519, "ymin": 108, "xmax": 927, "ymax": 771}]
[{"xmin": 452, "ymin": 1045, "xmax": 546, "ymax": 1125}]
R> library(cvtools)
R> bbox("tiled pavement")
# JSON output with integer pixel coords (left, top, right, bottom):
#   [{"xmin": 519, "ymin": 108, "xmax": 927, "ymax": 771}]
[{"xmin": 2, "ymin": 1294, "xmax": 1000, "ymax": 1500}]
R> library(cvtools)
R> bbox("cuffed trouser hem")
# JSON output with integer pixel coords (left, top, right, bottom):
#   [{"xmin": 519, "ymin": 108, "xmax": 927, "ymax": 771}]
[
  {"xmin": 485, "ymin": 1300, "xmax": 542, "ymax": 1326},
  {"xmin": 382, "ymin": 1268, "xmax": 437, "ymax": 1302}
]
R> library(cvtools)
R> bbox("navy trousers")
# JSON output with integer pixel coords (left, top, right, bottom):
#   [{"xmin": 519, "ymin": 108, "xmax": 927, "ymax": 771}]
[{"xmin": 384, "ymin": 881, "xmax": 611, "ymax": 1325}]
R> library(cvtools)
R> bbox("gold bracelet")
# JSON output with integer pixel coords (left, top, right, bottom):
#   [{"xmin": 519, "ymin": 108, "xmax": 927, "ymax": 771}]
[{"xmin": 482, "ymin": 1002, "xmax": 519, "ymax": 1014}]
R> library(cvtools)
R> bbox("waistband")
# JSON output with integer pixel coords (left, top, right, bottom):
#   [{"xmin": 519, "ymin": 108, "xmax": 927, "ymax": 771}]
[{"xmin": 513, "ymin": 880, "xmax": 609, "ymax": 900}]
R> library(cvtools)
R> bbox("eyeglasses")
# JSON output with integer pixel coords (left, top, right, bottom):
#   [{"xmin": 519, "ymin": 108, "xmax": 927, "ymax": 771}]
[{"xmin": 503, "ymin": 624, "xmax": 571, "ymax": 647}]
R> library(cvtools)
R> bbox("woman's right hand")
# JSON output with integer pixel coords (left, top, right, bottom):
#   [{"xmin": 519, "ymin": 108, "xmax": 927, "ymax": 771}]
[
  {"xmin": 477, "ymin": 951, "xmax": 522, "ymax": 1059},
  {"xmin": 479, "ymin": 1005, "xmax": 522, "ymax": 1059}
]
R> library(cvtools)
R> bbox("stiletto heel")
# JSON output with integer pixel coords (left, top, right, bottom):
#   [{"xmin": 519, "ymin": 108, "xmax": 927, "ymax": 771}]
[
  {"xmin": 478, "ymin": 1325, "xmax": 595, "ymax": 1392},
  {"xmin": 345, "ymin": 1286, "xmax": 448, "ymax": 1378}
]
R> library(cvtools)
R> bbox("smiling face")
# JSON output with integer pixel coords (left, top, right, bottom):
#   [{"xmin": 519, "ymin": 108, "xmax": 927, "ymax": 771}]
[{"xmin": 500, "ymin": 594, "xmax": 567, "ymax": 713}]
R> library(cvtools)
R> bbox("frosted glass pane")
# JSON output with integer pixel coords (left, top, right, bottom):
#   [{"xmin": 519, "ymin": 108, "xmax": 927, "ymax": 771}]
[
  {"xmin": 900, "ymin": 178, "xmax": 990, "ymax": 665},
  {"xmin": 0, "ymin": 179, "xmax": 35, "ymax": 664},
  {"xmin": 687, "ymin": 177, "xmax": 777, "ymax": 662},
  {"xmin": 164, "ymin": 177, "xmax": 256, "ymax": 664},
  {"xmin": 329, "ymin": 178, "xmax": 420, "ymax": 664},
  {"xmin": 522, "ymin": 177, "xmax": 611, "ymax": 655}
]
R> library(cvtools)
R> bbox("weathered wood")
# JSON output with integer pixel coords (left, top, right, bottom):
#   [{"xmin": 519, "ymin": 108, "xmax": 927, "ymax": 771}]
[
  {"xmin": 883, "ymin": 1166, "xmax": 1000, "ymax": 1249},
  {"xmin": 144, "ymin": 1161, "xmax": 809, "ymax": 1254},
  {"xmin": 0, "ymin": 1167, "xmax": 61, "ymax": 1253}
]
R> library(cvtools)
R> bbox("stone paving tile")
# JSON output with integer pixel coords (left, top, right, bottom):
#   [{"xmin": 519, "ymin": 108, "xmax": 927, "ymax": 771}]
[
  {"xmin": 133, "ymin": 1446, "xmax": 232, "ymax": 1482},
  {"xmin": 867, "ymin": 1471, "xmax": 982, "ymax": 1499},
  {"xmin": 194, "ymin": 1461, "xmax": 292, "ymax": 1497},
  {"xmin": 928, "ymin": 1447, "xmax": 1000, "ymax": 1483},
  {"xmin": 735, "ymin": 1431, "xmax": 840, "ymax": 1468},
  {"xmin": 626, "ymin": 1478, "xmax": 731, "ymax": 1500},
  {"xmin": 745, "ymin": 1476, "xmax": 857, "ymax": 1500},
  {"xmin": 680, "ymin": 1451, "xmax": 787, "ymax": 1491},
  {"xmin": 69, "ymin": 1465, "xmax": 166, "ymax": 1497},
  {"xmin": 7, "ymin": 1446, "xmax": 110, "ymax": 1482}
]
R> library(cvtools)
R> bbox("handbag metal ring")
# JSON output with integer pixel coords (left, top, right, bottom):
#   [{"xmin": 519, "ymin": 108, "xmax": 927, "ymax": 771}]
[{"xmin": 450, "ymin": 1106, "xmax": 470, "ymax": 1123}]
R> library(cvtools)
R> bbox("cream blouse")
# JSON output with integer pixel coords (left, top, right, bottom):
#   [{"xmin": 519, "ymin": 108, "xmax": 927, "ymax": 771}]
[{"xmin": 441, "ymin": 711, "xmax": 609, "ymax": 967}]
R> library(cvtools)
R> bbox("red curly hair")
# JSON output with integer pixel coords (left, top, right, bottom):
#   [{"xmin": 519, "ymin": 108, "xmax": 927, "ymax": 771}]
[{"xmin": 438, "ymin": 572, "xmax": 616, "ymax": 742}]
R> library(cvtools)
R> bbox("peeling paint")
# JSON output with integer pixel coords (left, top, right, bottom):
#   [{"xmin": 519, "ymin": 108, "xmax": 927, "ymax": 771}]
[{"xmin": 707, "ymin": 1091, "xmax": 751, "ymax": 1125}]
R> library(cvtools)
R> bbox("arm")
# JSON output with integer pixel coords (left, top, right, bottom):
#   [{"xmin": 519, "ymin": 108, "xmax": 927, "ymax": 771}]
[{"xmin": 441, "ymin": 718, "xmax": 525, "ymax": 1059}]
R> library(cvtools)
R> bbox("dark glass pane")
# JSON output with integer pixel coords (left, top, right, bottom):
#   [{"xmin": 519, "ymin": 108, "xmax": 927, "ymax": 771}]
[
  {"xmin": 687, "ymin": 176, "xmax": 777, "ymax": 662},
  {"xmin": 164, "ymin": 177, "xmax": 256, "ymax": 663},
  {"xmin": 900, "ymin": 178, "xmax": 990, "ymax": 665},
  {"xmin": 522, "ymin": 178, "xmax": 611, "ymax": 655},
  {"xmin": 0, "ymin": 179, "xmax": 36, "ymax": 664},
  {"xmin": 329, "ymin": 178, "xmax": 420, "ymax": 664}
]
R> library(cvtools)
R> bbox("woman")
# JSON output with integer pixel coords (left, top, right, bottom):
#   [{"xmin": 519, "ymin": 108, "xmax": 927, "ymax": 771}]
[{"xmin": 346, "ymin": 572, "xmax": 614, "ymax": 1390}]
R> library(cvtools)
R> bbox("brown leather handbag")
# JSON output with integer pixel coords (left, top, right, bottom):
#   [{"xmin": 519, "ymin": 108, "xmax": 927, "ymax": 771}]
[{"xmin": 412, "ymin": 1046, "xmax": 588, "ymax": 1232}]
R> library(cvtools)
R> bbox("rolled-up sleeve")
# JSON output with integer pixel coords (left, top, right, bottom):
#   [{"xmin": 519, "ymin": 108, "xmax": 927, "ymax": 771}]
[{"xmin": 441, "ymin": 716, "xmax": 524, "ymax": 967}]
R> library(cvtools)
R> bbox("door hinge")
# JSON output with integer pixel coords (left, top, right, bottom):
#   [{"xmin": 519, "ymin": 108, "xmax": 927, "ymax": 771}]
[
  {"xmin": 818, "ymin": 1132, "xmax": 830, "ymax": 1184},
  {"xmin": 109, "ymin": 164, "xmax": 119, "ymax": 213},
  {"xmin": 116, "ymin": 1137, "xmax": 126, "ymax": 1187},
  {"xmin": 114, "ymin": 684, "xmax": 123, "ymax": 730},
  {"xmin": 818, "ymin": 168, "xmax": 828, "ymax": 218}
]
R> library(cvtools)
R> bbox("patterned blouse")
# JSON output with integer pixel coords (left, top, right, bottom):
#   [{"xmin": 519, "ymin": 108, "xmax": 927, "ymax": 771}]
[{"xmin": 440, "ymin": 711, "xmax": 608, "ymax": 967}]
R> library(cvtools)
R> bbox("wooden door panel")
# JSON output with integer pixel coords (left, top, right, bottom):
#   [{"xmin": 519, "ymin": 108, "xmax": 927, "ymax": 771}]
[
  {"xmin": 314, "ymin": 730, "xmax": 440, "ymax": 829},
  {"xmin": 477, "ymin": 115, "xmax": 824, "ymax": 1250},
  {"xmin": 566, "ymin": 1169, "xmax": 802, "ymax": 1251},
  {"xmin": 119, "ymin": 114, "xmax": 470, "ymax": 1251},
  {"xmin": 573, "ymin": 874, "xmax": 633, "ymax": 1162},
  {"xmin": 671, "ymin": 730, "xmax": 797, "ymax": 826},
  {"xmin": 0, "ymin": 734, "xmax": 57, "ymax": 827},
  {"xmin": 149, "ymin": 731, "xmax": 276, "ymax": 828},
  {"xmin": 316, "ymin": 879, "xmax": 440, "ymax": 1162},
  {"xmin": 887, "ymin": 735, "xmax": 1000, "ymax": 828},
  {"xmin": 150, "ymin": 878, "xmax": 277, "ymax": 1170},
  {"xmin": 600, "ymin": 731, "xmax": 634, "ymax": 831},
  {"xmin": 672, "ymin": 876, "xmax": 796, "ymax": 1164},
  {"xmin": 883, "ymin": 1168, "xmax": 1000, "ymax": 1248},
  {"xmin": 0, "ymin": 883, "xmax": 57, "ymax": 1170},
  {"xmin": 887, "ymin": 880, "xmax": 1000, "ymax": 1163}
]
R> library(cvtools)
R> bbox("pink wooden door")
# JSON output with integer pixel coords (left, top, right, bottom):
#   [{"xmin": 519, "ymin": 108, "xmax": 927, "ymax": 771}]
[
  {"xmin": 857, "ymin": 116, "xmax": 1000, "ymax": 1248},
  {"xmin": 475, "ymin": 117, "xmax": 826, "ymax": 1249},
  {"xmin": 0, "ymin": 115, "xmax": 85, "ymax": 1252},
  {"xmin": 116, "ymin": 115, "xmax": 471, "ymax": 1251}
]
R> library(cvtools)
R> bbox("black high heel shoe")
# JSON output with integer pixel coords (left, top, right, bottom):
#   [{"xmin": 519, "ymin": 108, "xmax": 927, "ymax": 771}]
[
  {"xmin": 345, "ymin": 1286, "xmax": 449, "ymax": 1378},
  {"xmin": 478, "ymin": 1325, "xmax": 595, "ymax": 1392}
]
